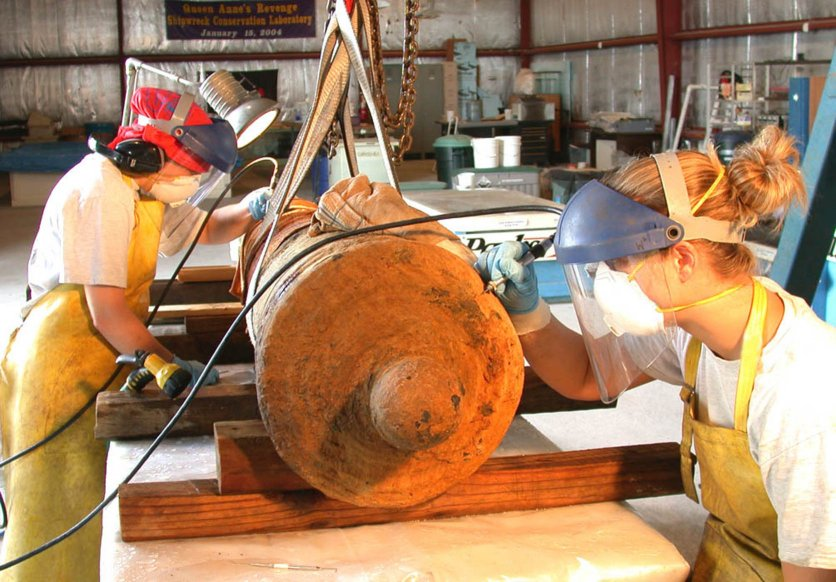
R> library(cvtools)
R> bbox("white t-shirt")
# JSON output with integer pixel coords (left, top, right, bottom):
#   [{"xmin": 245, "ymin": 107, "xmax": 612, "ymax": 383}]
[
  {"xmin": 641, "ymin": 277, "xmax": 836, "ymax": 569},
  {"xmin": 25, "ymin": 154, "xmax": 206, "ymax": 313}
]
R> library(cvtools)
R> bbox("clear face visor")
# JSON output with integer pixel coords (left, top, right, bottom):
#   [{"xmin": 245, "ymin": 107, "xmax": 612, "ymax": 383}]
[
  {"xmin": 187, "ymin": 167, "xmax": 230, "ymax": 206},
  {"xmin": 564, "ymin": 253, "xmax": 676, "ymax": 402},
  {"xmin": 144, "ymin": 163, "xmax": 229, "ymax": 208}
]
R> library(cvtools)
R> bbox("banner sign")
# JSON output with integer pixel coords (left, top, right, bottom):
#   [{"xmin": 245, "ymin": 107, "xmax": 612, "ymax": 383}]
[{"xmin": 165, "ymin": 1, "xmax": 316, "ymax": 40}]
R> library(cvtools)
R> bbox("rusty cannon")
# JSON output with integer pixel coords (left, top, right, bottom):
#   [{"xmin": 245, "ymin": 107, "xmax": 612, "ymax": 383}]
[{"xmin": 234, "ymin": 175, "xmax": 525, "ymax": 508}]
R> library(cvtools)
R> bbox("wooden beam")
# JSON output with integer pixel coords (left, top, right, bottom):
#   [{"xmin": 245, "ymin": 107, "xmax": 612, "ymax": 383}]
[
  {"xmin": 96, "ymin": 368, "xmax": 611, "ymax": 440},
  {"xmin": 94, "ymin": 384, "xmax": 260, "ymax": 440},
  {"xmin": 119, "ymin": 442, "xmax": 683, "ymax": 542},
  {"xmin": 215, "ymin": 420, "xmax": 310, "ymax": 494},
  {"xmin": 518, "ymin": 370, "xmax": 613, "ymax": 415},
  {"xmin": 151, "ymin": 302, "xmax": 242, "ymax": 319},
  {"xmin": 184, "ymin": 315, "xmax": 245, "ymax": 335},
  {"xmin": 151, "ymin": 326, "xmax": 254, "ymax": 364},
  {"xmin": 150, "ymin": 278, "xmax": 238, "ymax": 306},
  {"xmin": 175, "ymin": 265, "xmax": 236, "ymax": 283},
  {"xmin": 149, "ymin": 301, "xmax": 245, "ymax": 335}
]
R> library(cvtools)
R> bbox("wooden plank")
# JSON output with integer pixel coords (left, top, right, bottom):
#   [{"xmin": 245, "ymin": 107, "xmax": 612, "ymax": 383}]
[
  {"xmin": 94, "ymin": 384, "xmax": 261, "ymax": 440},
  {"xmin": 95, "ymin": 367, "xmax": 611, "ymax": 440},
  {"xmin": 215, "ymin": 420, "xmax": 310, "ymax": 494},
  {"xmin": 151, "ymin": 302, "xmax": 242, "ymax": 319},
  {"xmin": 96, "ymin": 367, "xmax": 610, "ymax": 440},
  {"xmin": 119, "ymin": 442, "xmax": 684, "ymax": 541},
  {"xmin": 176, "ymin": 265, "xmax": 236, "ymax": 283},
  {"xmin": 518, "ymin": 369, "xmax": 614, "ymax": 414},
  {"xmin": 184, "ymin": 315, "xmax": 243, "ymax": 335},
  {"xmin": 151, "ymin": 326, "xmax": 254, "ymax": 364},
  {"xmin": 150, "ymin": 279, "xmax": 237, "ymax": 306}
]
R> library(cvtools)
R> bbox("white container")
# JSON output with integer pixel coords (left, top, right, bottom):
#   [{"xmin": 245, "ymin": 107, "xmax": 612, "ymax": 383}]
[
  {"xmin": 496, "ymin": 135, "xmax": 521, "ymax": 167},
  {"xmin": 471, "ymin": 137, "xmax": 498, "ymax": 169},
  {"xmin": 455, "ymin": 172, "xmax": 476, "ymax": 190}
]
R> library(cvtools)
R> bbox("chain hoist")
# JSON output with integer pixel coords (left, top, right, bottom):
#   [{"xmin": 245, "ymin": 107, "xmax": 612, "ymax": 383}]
[
  {"xmin": 322, "ymin": 0, "xmax": 420, "ymax": 164},
  {"xmin": 367, "ymin": 0, "xmax": 419, "ymax": 164}
]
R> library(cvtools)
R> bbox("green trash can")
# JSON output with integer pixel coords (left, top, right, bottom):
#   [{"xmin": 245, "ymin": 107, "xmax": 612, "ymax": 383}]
[{"xmin": 433, "ymin": 134, "xmax": 473, "ymax": 188}]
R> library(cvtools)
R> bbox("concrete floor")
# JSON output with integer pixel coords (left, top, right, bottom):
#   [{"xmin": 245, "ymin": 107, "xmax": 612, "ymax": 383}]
[{"xmin": 0, "ymin": 161, "xmax": 707, "ymax": 571}]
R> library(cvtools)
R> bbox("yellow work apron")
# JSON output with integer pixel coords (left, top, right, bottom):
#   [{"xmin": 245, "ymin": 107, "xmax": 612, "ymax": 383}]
[
  {"xmin": 0, "ymin": 197, "xmax": 164, "ymax": 582},
  {"xmin": 679, "ymin": 280, "xmax": 781, "ymax": 581}
]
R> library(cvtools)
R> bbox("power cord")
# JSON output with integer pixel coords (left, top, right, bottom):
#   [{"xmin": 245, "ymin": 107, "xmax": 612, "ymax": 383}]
[
  {"xmin": 0, "ymin": 157, "xmax": 281, "ymax": 532},
  {"xmin": 0, "ymin": 203, "xmax": 561, "ymax": 571}
]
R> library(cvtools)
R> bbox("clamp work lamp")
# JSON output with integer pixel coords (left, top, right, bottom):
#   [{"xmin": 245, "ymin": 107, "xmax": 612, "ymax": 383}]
[{"xmin": 121, "ymin": 58, "xmax": 280, "ymax": 149}]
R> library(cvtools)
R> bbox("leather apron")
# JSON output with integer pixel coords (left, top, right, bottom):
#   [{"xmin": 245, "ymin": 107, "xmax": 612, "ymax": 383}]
[
  {"xmin": 0, "ymin": 197, "xmax": 164, "ymax": 582},
  {"xmin": 679, "ymin": 280, "xmax": 781, "ymax": 581}
]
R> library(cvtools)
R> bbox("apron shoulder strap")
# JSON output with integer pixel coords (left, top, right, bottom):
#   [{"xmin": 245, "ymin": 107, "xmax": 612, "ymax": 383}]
[
  {"xmin": 734, "ymin": 279, "xmax": 767, "ymax": 431},
  {"xmin": 679, "ymin": 336, "xmax": 702, "ymax": 502}
]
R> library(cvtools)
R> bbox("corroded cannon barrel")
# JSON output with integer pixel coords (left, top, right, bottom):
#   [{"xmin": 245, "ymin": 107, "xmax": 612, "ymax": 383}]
[{"xmin": 236, "ymin": 176, "xmax": 524, "ymax": 508}]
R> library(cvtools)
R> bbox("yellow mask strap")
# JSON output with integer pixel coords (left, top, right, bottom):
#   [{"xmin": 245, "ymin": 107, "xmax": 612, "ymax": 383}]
[
  {"xmin": 658, "ymin": 282, "xmax": 745, "ymax": 313},
  {"xmin": 690, "ymin": 166, "xmax": 726, "ymax": 215},
  {"xmin": 626, "ymin": 259, "xmax": 647, "ymax": 282}
]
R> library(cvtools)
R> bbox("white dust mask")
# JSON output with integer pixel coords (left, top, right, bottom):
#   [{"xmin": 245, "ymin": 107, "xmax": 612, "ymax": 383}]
[
  {"xmin": 148, "ymin": 174, "xmax": 201, "ymax": 207},
  {"xmin": 593, "ymin": 261, "xmax": 665, "ymax": 337}
]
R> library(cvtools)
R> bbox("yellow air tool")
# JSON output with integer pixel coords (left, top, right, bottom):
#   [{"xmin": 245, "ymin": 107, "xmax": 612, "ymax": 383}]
[{"xmin": 116, "ymin": 350, "xmax": 192, "ymax": 398}]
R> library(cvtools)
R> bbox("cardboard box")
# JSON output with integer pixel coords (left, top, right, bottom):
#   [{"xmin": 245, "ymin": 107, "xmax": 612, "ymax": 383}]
[
  {"xmin": 10, "ymin": 172, "xmax": 62, "ymax": 206},
  {"xmin": 328, "ymin": 138, "xmax": 398, "ymax": 186},
  {"xmin": 442, "ymin": 61, "xmax": 459, "ymax": 115}
]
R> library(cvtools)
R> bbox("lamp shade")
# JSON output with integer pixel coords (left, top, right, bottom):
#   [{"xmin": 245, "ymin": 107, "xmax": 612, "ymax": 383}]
[
  {"xmin": 199, "ymin": 70, "xmax": 280, "ymax": 148},
  {"xmin": 225, "ymin": 98, "xmax": 280, "ymax": 148}
]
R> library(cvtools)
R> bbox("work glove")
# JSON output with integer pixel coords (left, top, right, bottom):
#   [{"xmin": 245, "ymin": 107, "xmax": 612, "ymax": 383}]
[
  {"xmin": 475, "ymin": 241, "xmax": 551, "ymax": 335},
  {"xmin": 244, "ymin": 187, "xmax": 271, "ymax": 221},
  {"xmin": 172, "ymin": 355, "xmax": 220, "ymax": 387}
]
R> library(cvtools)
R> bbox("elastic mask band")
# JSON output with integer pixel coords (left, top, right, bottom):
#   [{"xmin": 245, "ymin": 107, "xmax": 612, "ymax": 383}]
[
  {"xmin": 626, "ymin": 259, "xmax": 647, "ymax": 282},
  {"xmin": 657, "ymin": 283, "xmax": 745, "ymax": 313},
  {"xmin": 691, "ymin": 166, "xmax": 725, "ymax": 214}
]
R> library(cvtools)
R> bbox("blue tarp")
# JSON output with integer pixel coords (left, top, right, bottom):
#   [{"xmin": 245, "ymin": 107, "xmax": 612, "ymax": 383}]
[{"xmin": 0, "ymin": 141, "xmax": 89, "ymax": 173}]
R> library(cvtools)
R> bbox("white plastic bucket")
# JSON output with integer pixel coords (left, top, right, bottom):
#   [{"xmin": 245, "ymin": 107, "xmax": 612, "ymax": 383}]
[
  {"xmin": 496, "ymin": 135, "xmax": 521, "ymax": 167},
  {"xmin": 472, "ymin": 137, "xmax": 498, "ymax": 169}
]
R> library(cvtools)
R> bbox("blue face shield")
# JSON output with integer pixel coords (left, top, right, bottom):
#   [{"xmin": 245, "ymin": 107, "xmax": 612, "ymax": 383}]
[
  {"xmin": 554, "ymin": 180, "xmax": 684, "ymax": 265},
  {"xmin": 172, "ymin": 119, "xmax": 238, "ymax": 174}
]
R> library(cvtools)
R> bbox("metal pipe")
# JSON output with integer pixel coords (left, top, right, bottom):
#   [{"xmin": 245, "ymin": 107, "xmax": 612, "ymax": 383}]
[
  {"xmin": 526, "ymin": 34, "xmax": 658, "ymax": 55},
  {"xmin": 121, "ymin": 58, "xmax": 199, "ymax": 126},
  {"xmin": 519, "ymin": 0, "xmax": 532, "ymax": 68},
  {"xmin": 672, "ymin": 17, "xmax": 836, "ymax": 41},
  {"xmin": 671, "ymin": 84, "xmax": 710, "ymax": 151},
  {"xmin": 661, "ymin": 74, "xmax": 675, "ymax": 151}
]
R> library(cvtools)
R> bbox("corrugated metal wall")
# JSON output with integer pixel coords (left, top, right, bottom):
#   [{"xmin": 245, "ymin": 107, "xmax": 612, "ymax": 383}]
[
  {"xmin": 0, "ymin": 0, "xmax": 833, "ymax": 127},
  {"xmin": 531, "ymin": 0, "xmax": 835, "ymax": 122}
]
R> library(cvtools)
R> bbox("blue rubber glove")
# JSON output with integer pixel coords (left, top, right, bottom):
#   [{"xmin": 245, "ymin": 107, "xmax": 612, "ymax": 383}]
[
  {"xmin": 172, "ymin": 355, "xmax": 220, "ymax": 387},
  {"xmin": 475, "ymin": 241, "xmax": 551, "ymax": 334},
  {"xmin": 475, "ymin": 242, "xmax": 540, "ymax": 314},
  {"xmin": 244, "ymin": 187, "xmax": 271, "ymax": 221}
]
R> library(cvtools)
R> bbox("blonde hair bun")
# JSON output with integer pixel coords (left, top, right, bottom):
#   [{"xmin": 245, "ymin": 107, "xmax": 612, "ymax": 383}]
[{"xmin": 727, "ymin": 125, "xmax": 807, "ymax": 226}]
